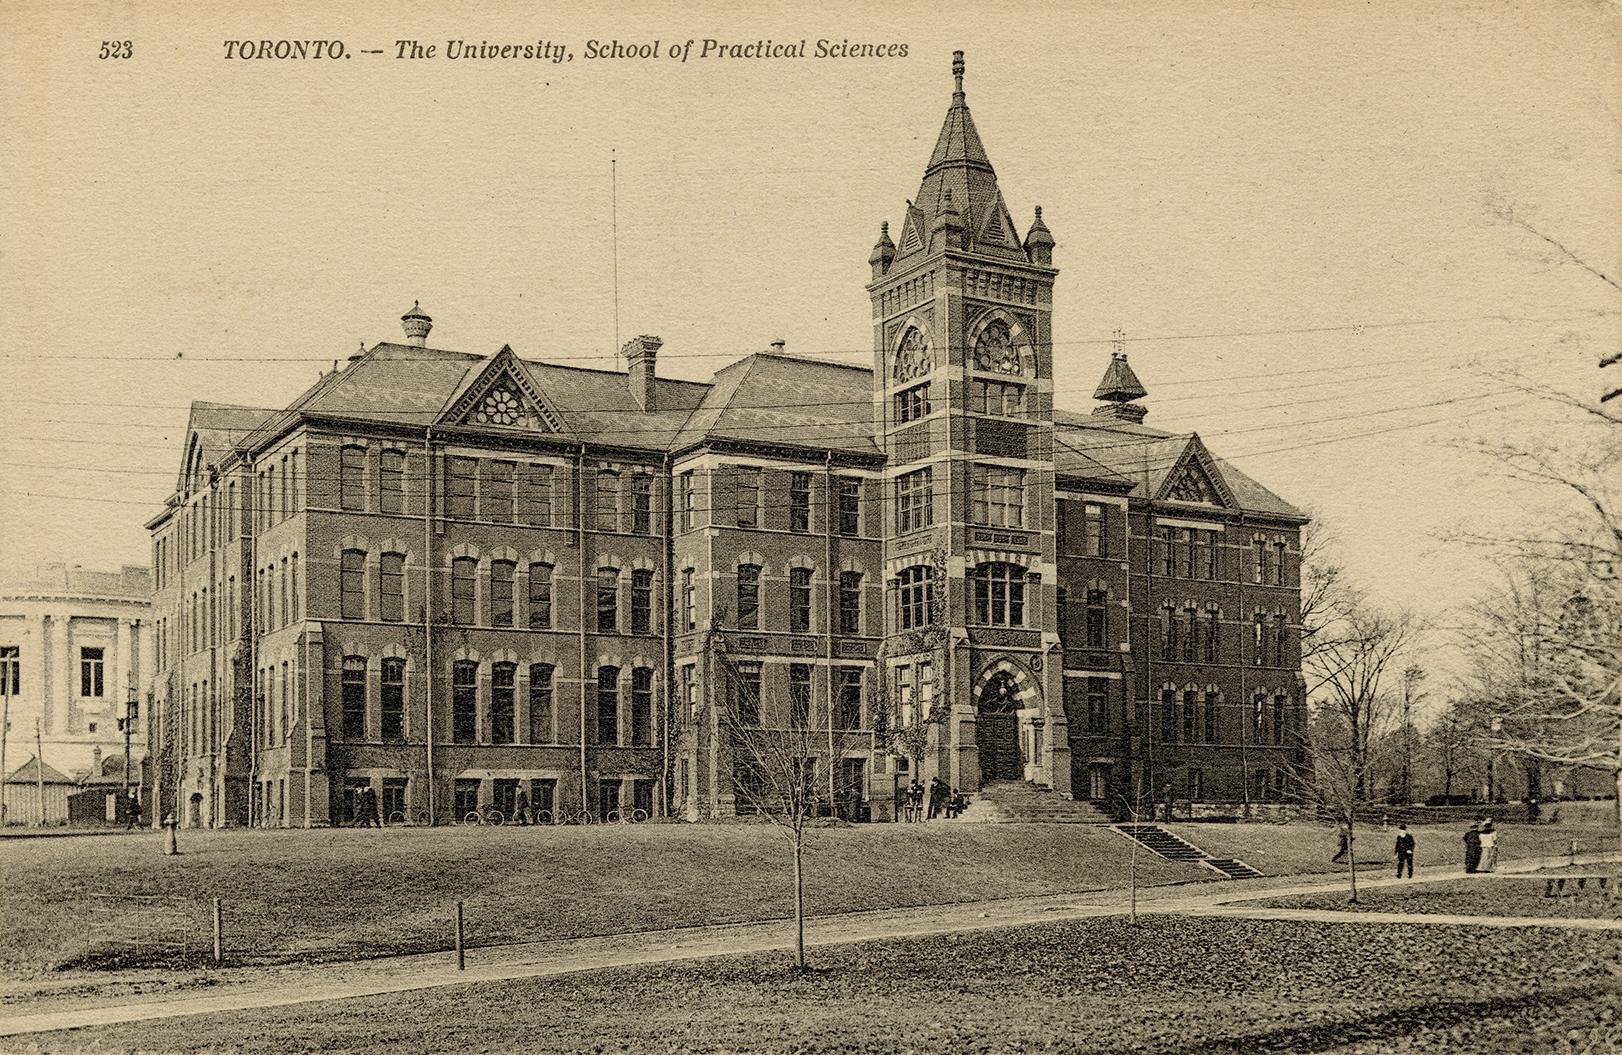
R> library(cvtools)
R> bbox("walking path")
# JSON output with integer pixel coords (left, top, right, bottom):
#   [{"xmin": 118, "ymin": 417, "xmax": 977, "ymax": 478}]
[{"xmin": 3, "ymin": 849, "xmax": 1616, "ymax": 1040}]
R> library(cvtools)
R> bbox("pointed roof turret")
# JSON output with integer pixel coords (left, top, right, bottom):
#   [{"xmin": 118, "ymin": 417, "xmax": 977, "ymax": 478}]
[
  {"xmin": 892, "ymin": 51, "xmax": 1028, "ymax": 266},
  {"xmin": 1024, "ymin": 205, "xmax": 1055, "ymax": 265},
  {"xmin": 1093, "ymin": 347, "xmax": 1150, "ymax": 422},
  {"xmin": 868, "ymin": 221, "xmax": 896, "ymax": 279}
]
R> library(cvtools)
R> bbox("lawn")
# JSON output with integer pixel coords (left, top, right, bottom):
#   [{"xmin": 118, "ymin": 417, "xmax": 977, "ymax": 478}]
[
  {"xmin": 1260, "ymin": 875, "xmax": 1622, "ymax": 921},
  {"xmin": 1166, "ymin": 815, "xmax": 1620, "ymax": 879},
  {"xmin": 15, "ymin": 915, "xmax": 1622, "ymax": 1054},
  {"xmin": 0, "ymin": 822, "xmax": 1211, "ymax": 980}
]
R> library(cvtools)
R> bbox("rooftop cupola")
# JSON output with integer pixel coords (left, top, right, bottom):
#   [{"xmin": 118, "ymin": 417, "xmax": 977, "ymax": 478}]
[
  {"xmin": 1092, "ymin": 346, "xmax": 1149, "ymax": 423},
  {"xmin": 869, "ymin": 222, "xmax": 896, "ymax": 279},
  {"xmin": 1024, "ymin": 206, "xmax": 1055, "ymax": 266},
  {"xmin": 400, "ymin": 301, "xmax": 433, "ymax": 346}
]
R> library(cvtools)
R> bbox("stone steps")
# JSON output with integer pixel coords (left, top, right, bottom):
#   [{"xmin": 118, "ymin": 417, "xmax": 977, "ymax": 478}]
[{"xmin": 1113, "ymin": 824, "xmax": 1266, "ymax": 880}]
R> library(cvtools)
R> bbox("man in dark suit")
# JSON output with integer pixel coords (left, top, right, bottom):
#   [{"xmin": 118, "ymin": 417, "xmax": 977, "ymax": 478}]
[
  {"xmin": 1463, "ymin": 822, "xmax": 1481, "ymax": 874},
  {"xmin": 1394, "ymin": 824, "xmax": 1415, "ymax": 878}
]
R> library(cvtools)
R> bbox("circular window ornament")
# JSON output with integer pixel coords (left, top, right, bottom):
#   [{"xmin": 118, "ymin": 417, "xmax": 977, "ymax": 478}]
[
  {"xmin": 478, "ymin": 387, "xmax": 521, "ymax": 426},
  {"xmin": 973, "ymin": 320, "xmax": 1022, "ymax": 376}
]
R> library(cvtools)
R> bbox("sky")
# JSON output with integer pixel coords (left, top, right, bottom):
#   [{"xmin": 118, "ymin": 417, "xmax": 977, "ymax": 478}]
[{"xmin": 3, "ymin": 0, "xmax": 1618, "ymax": 697}]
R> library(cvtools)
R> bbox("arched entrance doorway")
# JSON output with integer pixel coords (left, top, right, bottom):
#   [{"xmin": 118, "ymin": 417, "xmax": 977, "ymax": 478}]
[{"xmin": 976, "ymin": 671, "xmax": 1023, "ymax": 784}]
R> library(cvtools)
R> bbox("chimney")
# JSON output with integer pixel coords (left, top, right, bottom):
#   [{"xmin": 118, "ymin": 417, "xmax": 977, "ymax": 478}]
[
  {"xmin": 622, "ymin": 335, "xmax": 662, "ymax": 411},
  {"xmin": 769, "ymin": 339, "xmax": 786, "ymax": 354},
  {"xmin": 92, "ymin": 747, "xmax": 102, "ymax": 773},
  {"xmin": 400, "ymin": 301, "xmax": 433, "ymax": 346}
]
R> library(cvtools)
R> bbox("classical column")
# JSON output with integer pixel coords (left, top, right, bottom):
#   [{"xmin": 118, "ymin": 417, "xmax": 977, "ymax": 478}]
[{"xmin": 54, "ymin": 613, "xmax": 74, "ymax": 738}]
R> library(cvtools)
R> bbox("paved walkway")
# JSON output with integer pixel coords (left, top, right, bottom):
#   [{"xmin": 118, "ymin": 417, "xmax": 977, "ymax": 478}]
[{"xmin": 3, "ymin": 850, "xmax": 1616, "ymax": 1040}]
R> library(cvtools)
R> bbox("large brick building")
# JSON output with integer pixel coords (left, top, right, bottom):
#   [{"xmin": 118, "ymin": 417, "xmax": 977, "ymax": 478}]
[{"xmin": 144, "ymin": 52, "xmax": 1305, "ymax": 828}]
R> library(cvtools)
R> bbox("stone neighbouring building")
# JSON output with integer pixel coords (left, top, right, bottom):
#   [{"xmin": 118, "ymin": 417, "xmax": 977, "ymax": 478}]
[
  {"xmin": 0, "ymin": 563, "xmax": 151, "ymax": 790},
  {"xmin": 144, "ymin": 52, "xmax": 1305, "ymax": 828}
]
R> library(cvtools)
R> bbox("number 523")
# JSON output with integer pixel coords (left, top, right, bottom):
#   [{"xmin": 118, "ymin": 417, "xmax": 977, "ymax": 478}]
[{"xmin": 99, "ymin": 40, "xmax": 133, "ymax": 59}]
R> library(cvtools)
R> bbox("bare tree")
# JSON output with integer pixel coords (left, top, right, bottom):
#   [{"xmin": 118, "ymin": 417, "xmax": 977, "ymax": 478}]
[
  {"xmin": 1299, "ymin": 515, "xmax": 1362, "ymax": 667},
  {"xmin": 1289, "ymin": 603, "xmax": 1418, "ymax": 902},
  {"xmin": 1422, "ymin": 700, "xmax": 1479, "ymax": 802},
  {"xmin": 703, "ymin": 621, "xmax": 863, "ymax": 970}
]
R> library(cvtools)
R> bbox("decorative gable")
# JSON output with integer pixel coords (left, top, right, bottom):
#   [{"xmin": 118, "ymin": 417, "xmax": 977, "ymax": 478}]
[
  {"xmin": 1158, "ymin": 437, "xmax": 1233, "ymax": 507},
  {"xmin": 977, "ymin": 195, "xmax": 1020, "ymax": 249},
  {"xmin": 441, "ymin": 346, "xmax": 564, "ymax": 433},
  {"xmin": 898, "ymin": 208, "xmax": 927, "ymax": 255}
]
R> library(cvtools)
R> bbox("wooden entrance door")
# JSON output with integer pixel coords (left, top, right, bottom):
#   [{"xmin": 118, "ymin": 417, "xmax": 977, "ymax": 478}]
[{"xmin": 977, "ymin": 713, "xmax": 1020, "ymax": 782}]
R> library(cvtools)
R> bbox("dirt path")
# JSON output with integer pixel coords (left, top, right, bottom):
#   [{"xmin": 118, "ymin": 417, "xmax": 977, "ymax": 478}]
[{"xmin": 3, "ymin": 850, "xmax": 1616, "ymax": 1040}]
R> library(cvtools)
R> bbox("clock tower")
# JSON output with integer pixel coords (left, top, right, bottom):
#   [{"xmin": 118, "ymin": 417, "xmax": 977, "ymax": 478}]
[{"xmin": 868, "ymin": 51, "xmax": 1070, "ymax": 795}]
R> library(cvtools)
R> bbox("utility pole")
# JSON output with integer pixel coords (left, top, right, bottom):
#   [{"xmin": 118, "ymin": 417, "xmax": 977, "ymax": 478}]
[
  {"xmin": 0, "ymin": 655, "xmax": 10, "ymax": 826},
  {"xmin": 34, "ymin": 720, "xmax": 46, "ymax": 826}
]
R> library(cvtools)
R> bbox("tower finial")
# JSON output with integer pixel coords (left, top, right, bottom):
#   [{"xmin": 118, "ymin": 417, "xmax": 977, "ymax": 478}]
[{"xmin": 952, "ymin": 50, "xmax": 965, "ymax": 98}]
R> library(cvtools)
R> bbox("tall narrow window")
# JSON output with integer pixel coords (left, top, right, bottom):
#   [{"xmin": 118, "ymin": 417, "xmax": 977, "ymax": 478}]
[
  {"xmin": 896, "ymin": 665, "xmax": 915, "ymax": 726},
  {"xmin": 528, "ymin": 563, "xmax": 553, "ymax": 629},
  {"xmin": 79, "ymin": 647, "xmax": 105, "ymax": 697},
  {"xmin": 1271, "ymin": 542, "xmax": 1287, "ymax": 586},
  {"xmin": 789, "ymin": 472, "xmax": 812, "ymax": 532},
  {"xmin": 1253, "ymin": 612, "xmax": 1266, "ymax": 666},
  {"xmin": 836, "ymin": 668, "xmax": 863, "ymax": 729},
  {"xmin": 485, "ymin": 461, "xmax": 516, "ymax": 522},
  {"xmin": 917, "ymin": 660, "xmax": 935, "ymax": 717},
  {"xmin": 379, "ymin": 553, "xmax": 405, "ymax": 622},
  {"xmin": 680, "ymin": 664, "xmax": 697, "ymax": 719},
  {"xmin": 789, "ymin": 663, "xmax": 812, "ymax": 728},
  {"xmin": 1085, "ymin": 589, "xmax": 1107, "ymax": 648},
  {"xmin": 1160, "ymin": 687, "xmax": 1176, "ymax": 743},
  {"xmin": 1183, "ymin": 688, "xmax": 1197, "ymax": 743},
  {"xmin": 898, "ymin": 565, "xmax": 933, "ymax": 631},
  {"xmin": 597, "ymin": 568, "xmax": 619, "ymax": 633},
  {"xmin": 838, "ymin": 571, "xmax": 862, "ymax": 634},
  {"xmin": 1253, "ymin": 691, "xmax": 1267, "ymax": 739},
  {"xmin": 341, "ymin": 656, "xmax": 367, "ymax": 740},
  {"xmin": 836, "ymin": 478, "xmax": 861, "ymax": 536},
  {"xmin": 489, "ymin": 560, "xmax": 516, "ymax": 627},
  {"xmin": 897, "ymin": 468, "xmax": 932, "ymax": 534},
  {"xmin": 736, "ymin": 565, "xmax": 761, "ymax": 630},
  {"xmin": 789, "ymin": 568, "xmax": 813, "ymax": 633},
  {"xmin": 1160, "ymin": 527, "xmax": 1176, "ymax": 577},
  {"xmin": 339, "ymin": 446, "xmax": 367, "ymax": 511},
  {"xmin": 491, "ymin": 663, "xmax": 516, "ymax": 744},
  {"xmin": 971, "ymin": 466, "xmax": 1024, "ymax": 528},
  {"xmin": 1084, "ymin": 503, "xmax": 1106, "ymax": 557},
  {"xmin": 1161, "ymin": 606, "xmax": 1177, "ymax": 659},
  {"xmin": 1181, "ymin": 605, "xmax": 1198, "ymax": 662},
  {"xmin": 1203, "ymin": 607, "xmax": 1219, "ymax": 662},
  {"xmin": 631, "ymin": 569, "xmax": 654, "ymax": 635},
  {"xmin": 528, "ymin": 664, "xmax": 554, "ymax": 743},
  {"xmin": 736, "ymin": 467, "xmax": 760, "ymax": 527},
  {"xmin": 895, "ymin": 382, "xmax": 931, "ymax": 423},
  {"xmin": 682, "ymin": 569, "xmax": 696, "ymax": 630},
  {"xmin": 630, "ymin": 474, "xmax": 652, "ymax": 535},
  {"xmin": 595, "ymin": 470, "xmax": 619, "ymax": 532},
  {"xmin": 679, "ymin": 471, "xmax": 695, "ymax": 530},
  {"xmin": 1273, "ymin": 692, "xmax": 1288, "ymax": 746},
  {"xmin": 451, "ymin": 557, "xmax": 477, "ymax": 625},
  {"xmin": 1087, "ymin": 678, "xmax": 1109, "ymax": 734},
  {"xmin": 519, "ymin": 464, "xmax": 553, "ymax": 526},
  {"xmin": 1205, "ymin": 689, "xmax": 1220, "ymax": 744},
  {"xmin": 596, "ymin": 666, "xmax": 620, "ymax": 743},
  {"xmin": 379, "ymin": 450, "xmax": 405, "ymax": 514},
  {"xmin": 1253, "ymin": 539, "xmax": 1267, "ymax": 584},
  {"xmin": 630, "ymin": 668, "xmax": 653, "ymax": 746},
  {"xmin": 1273, "ymin": 614, "xmax": 1289, "ymax": 667},
  {"xmin": 341, "ymin": 550, "xmax": 366, "ymax": 621},
  {"xmin": 1204, "ymin": 532, "xmax": 1220, "ymax": 579},
  {"xmin": 447, "ymin": 457, "xmax": 477, "ymax": 520},
  {"xmin": 452, "ymin": 661, "xmax": 478, "ymax": 744},
  {"xmin": 734, "ymin": 663, "xmax": 761, "ymax": 726},
  {"xmin": 970, "ymin": 563, "xmax": 1026, "ymax": 627},
  {"xmin": 381, "ymin": 657, "xmax": 405, "ymax": 741},
  {"xmin": 1180, "ymin": 529, "xmax": 1196, "ymax": 578}
]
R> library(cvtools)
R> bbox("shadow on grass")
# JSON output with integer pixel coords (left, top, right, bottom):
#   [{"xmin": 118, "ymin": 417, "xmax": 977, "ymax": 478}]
[{"xmin": 1170, "ymin": 983, "xmax": 1611, "ymax": 1054}]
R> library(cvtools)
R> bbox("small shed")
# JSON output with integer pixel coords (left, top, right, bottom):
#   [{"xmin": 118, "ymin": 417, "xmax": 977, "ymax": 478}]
[{"xmin": 3, "ymin": 756, "xmax": 76, "ymax": 826}]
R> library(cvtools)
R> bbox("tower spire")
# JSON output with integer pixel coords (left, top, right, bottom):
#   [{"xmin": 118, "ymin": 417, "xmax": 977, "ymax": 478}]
[{"xmin": 952, "ymin": 49, "xmax": 965, "ymax": 100}]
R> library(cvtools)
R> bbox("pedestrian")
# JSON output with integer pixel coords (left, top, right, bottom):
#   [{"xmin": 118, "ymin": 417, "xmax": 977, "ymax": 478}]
[
  {"xmin": 1463, "ymin": 821, "xmax": 1481, "ymax": 874},
  {"xmin": 161, "ymin": 813, "xmax": 180, "ymax": 856},
  {"xmin": 365, "ymin": 787, "xmax": 382, "ymax": 828},
  {"xmin": 1330, "ymin": 823, "xmax": 1350, "ymax": 863},
  {"xmin": 927, "ymin": 777, "xmax": 946, "ymax": 820},
  {"xmin": 514, "ymin": 790, "xmax": 530, "ymax": 826},
  {"xmin": 906, "ymin": 779, "xmax": 924, "ymax": 823},
  {"xmin": 125, "ymin": 792, "xmax": 142, "ymax": 831},
  {"xmin": 1394, "ymin": 823, "xmax": 1415, "ymax": 878},
  {"xmin": 1478, "ymin": 817, "xmax": 1498, "ymax": 873},
  {"xmin": 947, "ymin": 787, "xmax": 966, "ymax": 819},
  {"xmin": 1527, "ymin": 796, "xmax": 1541, "ymax": 824}
]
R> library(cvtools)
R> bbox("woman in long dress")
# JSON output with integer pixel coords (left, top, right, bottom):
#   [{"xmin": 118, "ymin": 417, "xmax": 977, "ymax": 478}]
[{"xmin": 1478, "ymin": 817, "xmax": 1498, "ymax": 872}]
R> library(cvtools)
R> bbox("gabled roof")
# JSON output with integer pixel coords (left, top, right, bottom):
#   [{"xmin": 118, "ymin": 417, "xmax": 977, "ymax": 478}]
[
  {"xmin": 670, "ymin": 353, "xmax": 878, "ymax": 455},
  {"xmin": 1093, "ymin": 353, "xmax": 1149, "ymax": 402},
  {"xmin": 5, "ymin": 756, "xmax": 75, "ymax": 786}
]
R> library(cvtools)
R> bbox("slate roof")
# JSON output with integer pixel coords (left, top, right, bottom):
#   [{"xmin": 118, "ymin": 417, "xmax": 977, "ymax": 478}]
[{"xmin": 669, "ymin": 353, "xmax": 878, "ymax": 455}]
